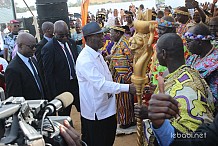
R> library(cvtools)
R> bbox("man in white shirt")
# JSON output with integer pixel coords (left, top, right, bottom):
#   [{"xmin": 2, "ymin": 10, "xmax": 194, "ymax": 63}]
[{"xmin": 76, "ymin": 22, "xmax": 136, "ymax": 146}]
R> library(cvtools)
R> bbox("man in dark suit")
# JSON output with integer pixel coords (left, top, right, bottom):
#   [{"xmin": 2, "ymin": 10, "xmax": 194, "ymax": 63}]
[
  {"xmin": 35, "ymin": 22, "xmax": 54, "ymax": 100},
  {"xmin": 35, "ymin": 21, "xmax": 54, "ymax": 75},
  {"xmin": 42, "ymin": 20, "xmax": 80, "ymax": 115},
  {"xmin": 5, "ymin": 32, "xmax": 45, "ymax": 100}
]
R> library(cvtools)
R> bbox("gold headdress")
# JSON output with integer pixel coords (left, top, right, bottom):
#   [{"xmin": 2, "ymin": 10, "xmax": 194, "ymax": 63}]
[
  {"xmin": 174, "ymin": 9, "xmax": 190, "ymax": 16},
  {"xmin": 110, "ymin": 26, "xmax": 125, "ymax": 32}
]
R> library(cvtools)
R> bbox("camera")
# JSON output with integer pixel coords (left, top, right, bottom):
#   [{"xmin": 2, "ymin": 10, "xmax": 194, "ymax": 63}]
[{"xmin": 0, "ymin": 96, "xmax": 72, "ymax": 146}]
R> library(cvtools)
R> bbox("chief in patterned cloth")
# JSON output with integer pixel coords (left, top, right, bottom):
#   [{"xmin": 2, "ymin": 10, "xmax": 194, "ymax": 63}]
[
  {"xmin": 150, "ymin": 16, "xmax": 177, "ymax": 85},
  {"xmin": 175, "ymin": 7, "xmax": 191, "ymax": 36},
  {"xmin": 107, "ymin": 25, "xmax": 135, "ymax": 129},
  {"xmin": 3, "ymin": 20, "xmax": 20, "ymax": 62},
  {"xmin": 142, "ymin": 33, "xmax": 214, "ymax": 146},
  {"xmin": 185, "ymin": 23, "xmax": 218, "ymax": 101}
]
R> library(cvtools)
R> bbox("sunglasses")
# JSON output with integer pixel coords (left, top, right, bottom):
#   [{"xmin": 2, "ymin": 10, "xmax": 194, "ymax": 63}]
[
  {"xmin": 56, "ymin": 33, "xmax": 69, "ymax": 39},
  {"xmin": 25, "ymin": 44, "xmax": 37, "ymax": 49},
  {"xmin": 13, "ymin": 25, "xmax": 20, "ymax": 27}
]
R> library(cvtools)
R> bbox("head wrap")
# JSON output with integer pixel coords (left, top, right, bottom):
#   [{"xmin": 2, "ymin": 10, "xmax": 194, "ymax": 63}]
[
  {"xmin": 157, "ymin": 18, "xmax": 179, "ymax": 28},
  {"xmin": 184, "ymin": 32, "xmax": 215, "ymax": 41}
]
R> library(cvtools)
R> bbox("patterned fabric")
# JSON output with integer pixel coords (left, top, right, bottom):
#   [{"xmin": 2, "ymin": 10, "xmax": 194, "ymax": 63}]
[
  {"xmin": 144, "ymin": 65, "xmax": 214, "ymax": 143},
  {"xmin": 177, "ymin": 22, "xmax": 189, "ymax": 37},
  {"xmin": 110, "ymin": 36, "xmax": 133, "ymax": 76},
  {"xmin": 157, "ymin": 18, "xmax": 179, "ymax": 28},
  {"xmin": 164, "ymin": 65, "xmax": 214, "ymax": 133},
  {"xmin": 186, "ymin": 48, "xmax": 218, "ymax": 99},
  {"xmin": 3, "ymin": 33, "xmax": 18, "ymax": 61},
  {"xmin": 109, "ymin": 35, "xmax": 134, "ymax": 126},
  {"xmin": 177, "ymin": 22, "xmax": 192, "ymax": 60}
]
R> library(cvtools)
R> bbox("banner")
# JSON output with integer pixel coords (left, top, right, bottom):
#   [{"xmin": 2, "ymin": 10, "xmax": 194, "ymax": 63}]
[
  {"xmin": 0, "ymin": 0, "xmax": 14, "ymax": 23},
  {"xmin": 81, "ymin": 0, "xmax": 90, "ymax": 27}
]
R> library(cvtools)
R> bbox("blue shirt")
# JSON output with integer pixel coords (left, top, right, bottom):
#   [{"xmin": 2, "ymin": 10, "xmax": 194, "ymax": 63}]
[
  {"xmin": 152, "ymin": 120, "xmax": 174, "ymax": 146},
  {"xmin": 43, "ymin": 35, "xmax": 52, "ymax": 42}
]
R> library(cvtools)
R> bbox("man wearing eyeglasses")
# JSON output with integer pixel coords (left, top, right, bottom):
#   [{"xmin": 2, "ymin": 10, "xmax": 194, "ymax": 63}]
[
  {"xmin": 41, "ymin": 20, "xmax": 80, "ymax": 115},
  {"xmin": 3, "ymin": 20, "xmax": 20, "ymax": 62},
  {"xmin": 5, "ymin": 32, "xmax": 45, "ymax": 100}
]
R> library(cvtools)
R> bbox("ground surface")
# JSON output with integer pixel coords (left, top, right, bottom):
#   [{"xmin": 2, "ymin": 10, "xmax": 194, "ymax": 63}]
[{"xmin": 70, "ymin": 106, "xmax": 137, "ymax": 146}]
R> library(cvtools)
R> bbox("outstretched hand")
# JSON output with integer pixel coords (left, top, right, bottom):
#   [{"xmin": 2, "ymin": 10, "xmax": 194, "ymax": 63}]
[{"xmin": 129, "ymin": 83, "xmax": 136, "ymax": 95}]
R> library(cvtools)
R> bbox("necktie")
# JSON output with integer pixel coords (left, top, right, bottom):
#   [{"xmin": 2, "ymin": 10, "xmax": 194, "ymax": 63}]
[
  {"xmin": 28, "ymin": 58, "xmax": 44, "ymax": 98},
  {"xmin": 63, "ymin": 43, "xmax": 76, "ymax": 78}
]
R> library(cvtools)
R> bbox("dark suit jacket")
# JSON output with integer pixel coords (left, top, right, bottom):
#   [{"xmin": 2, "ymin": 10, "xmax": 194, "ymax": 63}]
[
  {"xmin": 5, "ymin": 55, "xmax": 44, "ymax": 100},
  {"xmin": 41, "ymin": 37, "xmax": 80, "ymax": 112},
  {"xmin": 35, "ymin": 37, "xmax": 48, "ymax": 75},
  {"xmin": 35, "ymin": 37, "xmax": 50, "ymax": 99}
]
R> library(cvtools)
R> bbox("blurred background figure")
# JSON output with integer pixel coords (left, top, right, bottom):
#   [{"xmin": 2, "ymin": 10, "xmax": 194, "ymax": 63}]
[{"xmin": 72, "ymin": 22, "xmax": 83, "ymax": 54}]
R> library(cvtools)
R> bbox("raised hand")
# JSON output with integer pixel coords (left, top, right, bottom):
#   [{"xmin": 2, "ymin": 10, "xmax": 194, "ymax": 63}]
[
  {"xmin": 192, "ymin": 0, "xmax": 199, "ymax": 8},
  {"xmin": 147, "ymin": 76, "xmax": 180, "ymax": 128},
  {"xmin": 202, "ymin": 2, "xmax": 209, "ymax": 10}
]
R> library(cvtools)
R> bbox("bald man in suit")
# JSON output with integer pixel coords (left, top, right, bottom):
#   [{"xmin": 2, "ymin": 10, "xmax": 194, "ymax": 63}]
[
  {"xmin": 42, "ymin": 20, "xmax": 80, "ymax": 115},
  {"xmin": 5, "ymin": 32, "xmax": 45, "ymax": 100}
]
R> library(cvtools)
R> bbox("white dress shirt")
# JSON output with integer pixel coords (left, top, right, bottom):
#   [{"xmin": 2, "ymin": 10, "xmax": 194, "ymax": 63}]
[{"xmin": 76, "ymin": 44, "xmax": 129, "ymax": 120}]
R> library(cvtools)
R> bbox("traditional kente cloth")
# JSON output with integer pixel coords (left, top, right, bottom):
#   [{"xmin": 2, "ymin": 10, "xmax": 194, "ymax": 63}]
[
  {"xmin": 177, "ymin": 22, "xmax": 192, "ymax": 60},
  {"xmin": 144, "ymin": 65, "xmax": 214, "ymax": 143},
  {"xmin": 186, "ymin": 48, "xmax": 218, "ymax": 100},
  {"xmin": 101, "ymin": 33, "xmax": 111, "ymax": 55},
  {"xmin": 109, "ymin": 35, "xmax": 134, "ymax": 126},
  {"xmin": 177, "ymin": 22, "xmax": 189, "ymax": 36}
]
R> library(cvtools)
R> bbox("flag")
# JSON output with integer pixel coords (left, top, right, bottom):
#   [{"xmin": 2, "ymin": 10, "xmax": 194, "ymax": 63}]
[
  {"xmin": 81, "ymin": 0, "xmax": 90, "ymax": 27},
  {"xmin": 32, "ymin": 16, "xmax": 41, "ymax": 42}
]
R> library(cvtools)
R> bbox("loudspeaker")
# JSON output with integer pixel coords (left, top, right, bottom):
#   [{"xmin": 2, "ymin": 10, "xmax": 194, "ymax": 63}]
[
  {"xmin": 21, "ymin": 17, "xmax": 36, "ymax": 37},
  {"xmin": 38, "ymin": 17, "xmax": 69, "ymax": 29},
  {"xmin": 36, "ymin": 2, "xmax": 68, "ymax": 19}
]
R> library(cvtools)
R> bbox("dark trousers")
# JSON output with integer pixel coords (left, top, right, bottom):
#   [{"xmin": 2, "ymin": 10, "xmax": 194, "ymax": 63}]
[{"xmin": 81, "ymin": 114, "xmax": 117, "ymax": 146}]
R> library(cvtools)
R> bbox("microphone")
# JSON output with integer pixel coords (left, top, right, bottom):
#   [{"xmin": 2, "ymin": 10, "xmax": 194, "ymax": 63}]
[{"xmin": 45, "ymin": 92, "xmax": 74, "ymax": 115}]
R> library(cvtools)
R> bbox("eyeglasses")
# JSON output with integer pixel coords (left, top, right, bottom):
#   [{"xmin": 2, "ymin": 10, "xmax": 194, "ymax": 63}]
[{"xmin": 25, "ymin": 44, "xmax": 37, "ymax": 49}]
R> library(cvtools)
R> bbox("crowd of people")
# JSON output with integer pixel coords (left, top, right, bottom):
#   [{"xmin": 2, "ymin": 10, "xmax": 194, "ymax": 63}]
[{"xmin": 0, "ymin": 0, "xmax": 218, "ymax": 146}]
